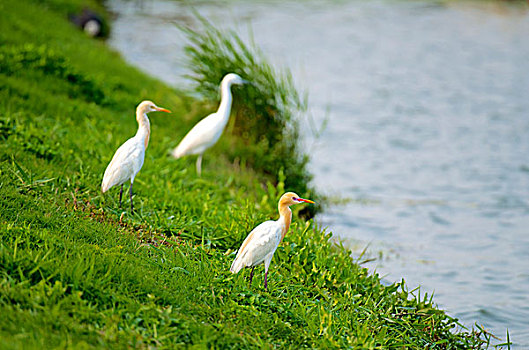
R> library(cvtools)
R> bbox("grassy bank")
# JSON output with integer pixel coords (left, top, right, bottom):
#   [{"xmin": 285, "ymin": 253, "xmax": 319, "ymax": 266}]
[{"xmin": 0, "ymin": 0, "xmax": 506, "ymax": 348}]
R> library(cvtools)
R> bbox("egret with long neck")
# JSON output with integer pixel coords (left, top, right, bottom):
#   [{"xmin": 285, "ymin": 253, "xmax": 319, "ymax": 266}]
[
  {"xmin": 171, "ymin": 73, "xmax": 248, "ymax": 175},
  {"xmin": 101, "ymin": 100, "xmax": 171, "ymax": 213},
  {"xmin": 230, "ymin": 192, "xmax": 315, "ymax": 290}
]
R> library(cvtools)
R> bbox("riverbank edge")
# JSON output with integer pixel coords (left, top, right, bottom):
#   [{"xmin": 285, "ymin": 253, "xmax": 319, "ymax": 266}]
[{"xmin": 0, "ymin": 0, "xmax": 502, "ymax": 348}]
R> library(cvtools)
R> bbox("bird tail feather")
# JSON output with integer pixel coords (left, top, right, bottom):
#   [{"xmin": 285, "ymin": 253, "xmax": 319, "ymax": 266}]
[
  {"xmin": 171, "ymin": 146, "xmax": 184, "ymax": 159},
  {"xmin": 230, "ymin": 253, "xmax": 245, "ymax": 274},
  {"xmin": 101, "ymin": 179, "xmax": 110, "ymax": 193}
]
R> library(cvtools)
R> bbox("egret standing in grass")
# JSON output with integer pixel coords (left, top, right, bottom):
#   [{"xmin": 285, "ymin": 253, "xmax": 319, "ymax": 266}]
[
  {"xmin": 101, "ymin": 100, "xmax": 171, "ymax": 213},
  {"xmin": 171, "ymin": 73, "xmax": 249, "ymax": 175},
  {"xmin": 230, "ymin": 192, "xmax": 315, "ymax": 290}
]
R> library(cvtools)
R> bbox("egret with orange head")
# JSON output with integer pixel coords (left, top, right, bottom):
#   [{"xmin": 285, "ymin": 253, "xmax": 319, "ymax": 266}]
[
  {"xmin": 230, "ymin": 192, "xmax": 315, "ymax": 290},
  {"xmin": 101, "ymin": 100, "xmax": 171, "ymax": 213}
]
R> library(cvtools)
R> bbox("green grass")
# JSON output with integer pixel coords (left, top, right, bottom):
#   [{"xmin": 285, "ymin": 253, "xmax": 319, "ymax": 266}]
[{"xmin": 0, "ymin": 0, "xmax": 509, "ymax": 348}]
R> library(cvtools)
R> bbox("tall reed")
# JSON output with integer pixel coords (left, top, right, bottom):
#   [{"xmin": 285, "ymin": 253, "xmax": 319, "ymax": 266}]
[{"xmin": 181, "ymin": 16, "xmax": 313, "ymax": 197}]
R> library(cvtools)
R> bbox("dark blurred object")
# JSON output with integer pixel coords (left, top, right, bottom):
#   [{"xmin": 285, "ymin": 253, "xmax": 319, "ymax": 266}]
[{"xmin": 69, "ymin": 8, "xmax": 108, "ymax": 38}]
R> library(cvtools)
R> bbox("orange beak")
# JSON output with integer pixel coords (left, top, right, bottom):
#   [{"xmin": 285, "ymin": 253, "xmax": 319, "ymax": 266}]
[
  {"xmin": 156, "ymin": 107, "xmax": 171, "ymax": 113},
  {"xmin": 298, "ymin": 198, "xmax": 315, "ymax": 204}
]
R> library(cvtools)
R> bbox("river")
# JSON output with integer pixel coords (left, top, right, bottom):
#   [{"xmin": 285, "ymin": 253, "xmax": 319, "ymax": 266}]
[{"xmin": 107, "ymin": 0, "xmax": 529, "ymax": 346}]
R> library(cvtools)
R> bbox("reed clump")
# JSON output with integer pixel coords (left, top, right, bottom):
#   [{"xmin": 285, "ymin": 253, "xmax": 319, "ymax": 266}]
[{"xmin": 182, "ymin": 16, "xmax": 313, "ymax": 198}]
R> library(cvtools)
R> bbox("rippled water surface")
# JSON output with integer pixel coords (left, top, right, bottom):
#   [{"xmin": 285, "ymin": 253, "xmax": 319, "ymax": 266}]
[{"xmin": 107, "ymin": 0, "xmax": 529, "ymax": 345}]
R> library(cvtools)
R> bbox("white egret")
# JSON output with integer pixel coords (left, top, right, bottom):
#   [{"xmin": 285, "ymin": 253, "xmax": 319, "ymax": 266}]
[
  {"xmin": 230, "ymin": 192, "xmax": 315, "ymax": 290},
  {"xmin": 101, "ymin": 100, "xmax": 171, "ymax": 213},
  {"xmin": 171, "ymin": 73, "xmax": 249, "ymax": 175}
]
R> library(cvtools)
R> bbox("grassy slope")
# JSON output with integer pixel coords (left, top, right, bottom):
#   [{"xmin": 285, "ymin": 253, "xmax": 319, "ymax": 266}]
[{"xmin": 0, "ymin": 0, "xmax": 497, "ymax": 348}]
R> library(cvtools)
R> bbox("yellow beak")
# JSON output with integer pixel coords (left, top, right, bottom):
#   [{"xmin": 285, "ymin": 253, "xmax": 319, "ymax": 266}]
[
  {"xmin": 156, "ymin": 107, "xmax": 171, "ymax": 113},
  {"xmin": 298, "ymin": 198, "xmax": 315, "ymax": 204}
]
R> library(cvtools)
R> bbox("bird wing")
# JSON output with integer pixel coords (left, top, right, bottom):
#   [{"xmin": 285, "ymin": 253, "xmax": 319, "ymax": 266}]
[
  {"xmin": 101, "ymin": 137, "xmax": 144, "ymax": 192},
  {"xmin": 171, "ymin": 112, "xmax": 224, "ymax": 158},
  {"xmin": 230, "ymin": 220, "xmax": 282, "ymax": 273}
]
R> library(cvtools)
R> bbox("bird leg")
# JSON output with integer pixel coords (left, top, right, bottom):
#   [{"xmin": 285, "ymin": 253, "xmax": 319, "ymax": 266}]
[
  {"xmin": 119, "ymin": 184, "xmax": 124, "ymax": 208},
  {"xmin": 129, "ymin": 182, "xmax": 134, "ymax": 214},
  {"xmin": 196, "ymin": 154, "xmax": 203, "ymax": 176},
  {"xmin": 264, "ymin": 270, "xmax": 268, "ymax": 290},
  {"xmin": 249, "ymin": 266, "xmax": 255, "ymax": 287}
]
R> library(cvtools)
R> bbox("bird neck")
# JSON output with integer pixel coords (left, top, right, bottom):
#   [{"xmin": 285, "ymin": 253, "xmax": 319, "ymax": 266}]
[
  {"xmin": 217, "ymin": 80, "xmax": 233, "ymax": 125},
  {"xmin": 136, "ymin": 112, "xmax": 151, "ymax": 149},
  {"xmin": 278, "ymin": 203, "xmax": 292, "ymax": 242}
]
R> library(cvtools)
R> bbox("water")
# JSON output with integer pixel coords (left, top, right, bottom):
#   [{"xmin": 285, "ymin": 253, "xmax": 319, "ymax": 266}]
[{"xmin": 107, "ymin": 0, "xmax": 529, "ymax": 346}]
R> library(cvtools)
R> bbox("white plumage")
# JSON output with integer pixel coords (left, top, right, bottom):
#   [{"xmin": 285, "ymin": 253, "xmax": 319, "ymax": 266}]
[
  {"xmin": 101, "ymin": 137, "xmax": 144, "ymax": 193},
  {"xmin": 230, "ymin": 192, "xmax": 315, "ymax": 289},
  {"xmin": 230, "ymin": 220, "xmax": 283, "ymax": 275},
  {"xmin": 101, "ymin": 100, "xmax": 171, "ymax": 213},
  {"xmin": 171, "ymin": 73, "xmax": 248, "ymax": 175}
]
